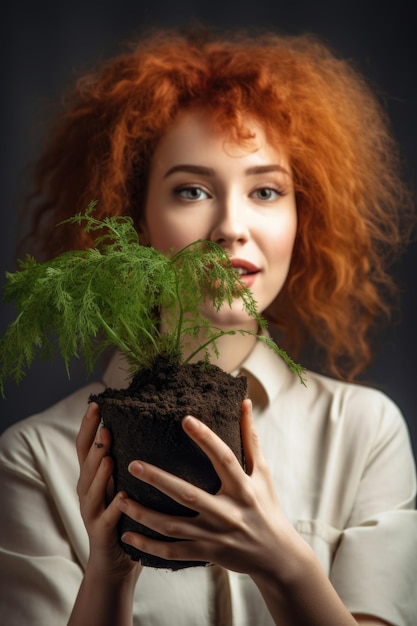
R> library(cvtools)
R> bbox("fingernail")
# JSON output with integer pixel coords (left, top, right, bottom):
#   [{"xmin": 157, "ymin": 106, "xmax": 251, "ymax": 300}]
[
  {"xmin": 95, "ymin": 426, "xmax": 104, "ymax": 448},
  {"xmin": 129, "ymin": 461, "xmax": 144, "ymax": 475},
  {"xmin": 183, "ymin": 415, "xmax": 199, "ymax": 431}
]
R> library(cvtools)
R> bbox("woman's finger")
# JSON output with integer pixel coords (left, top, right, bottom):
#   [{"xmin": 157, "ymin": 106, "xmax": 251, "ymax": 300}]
[
  {"xmin": 82, "ymin": 454, "xmax": 114, "ymax": 519},
  {"xmin": 120, "ymin": 530, "xmax": 206, "ymax": 564},
  {"xmin": 127, "ymin": 459, "xmax": 212, "ymax": 513},
  {"xmin": 76, "ymin": 402, "xmax": 101, "ymax": 466},
  {"xmin": 117, "ymin": 496, "xmax": 202, "ymax": 541},
  {"xmin": 181, "ymin": 413, "xmax": 245, "ymax": 489},
  {"xmin": 239, "ymin": 399, "xmax": 263, "ymax": 475},
  {"xmin": 76, "ymin": 406, "xmax": 113, "ymax": 499}
]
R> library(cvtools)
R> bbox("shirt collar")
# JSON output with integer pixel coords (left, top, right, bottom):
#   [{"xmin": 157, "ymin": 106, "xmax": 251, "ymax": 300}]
[{"xmin": 237, "ymin": 333, "xmax": 298, "ymax": 408}]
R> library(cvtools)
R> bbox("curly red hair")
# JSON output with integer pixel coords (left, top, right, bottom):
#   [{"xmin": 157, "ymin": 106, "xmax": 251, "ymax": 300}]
[{"xmin": 20, "ymin": 27, "xmax": 414, "ymax": 380}]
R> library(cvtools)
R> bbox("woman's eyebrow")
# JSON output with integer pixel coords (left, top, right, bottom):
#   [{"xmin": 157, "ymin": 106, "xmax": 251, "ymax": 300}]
[
  {"xmin": 164, "ymin": 163, "xmax": 291, "ymax": 179},
  {"xmin": 245, "ymin": 164, "xmax": 291, "ymax": 177},
  {"xmin": 164, "ymin": 164, "xmax": 215, "ymax": 178}
]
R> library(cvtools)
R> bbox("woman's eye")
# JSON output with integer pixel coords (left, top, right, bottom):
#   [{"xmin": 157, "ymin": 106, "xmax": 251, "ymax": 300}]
[
  {"xmin": 175, "ymin": 186, "xmax": 210, "ymax": 201},
  {"xmin": 251, "ymin": 187, "xmax": 283, "ymax": 201}
]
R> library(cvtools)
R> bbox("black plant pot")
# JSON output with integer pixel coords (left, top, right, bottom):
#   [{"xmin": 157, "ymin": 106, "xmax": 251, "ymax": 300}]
[{"xmin": 91, "ymin": 358, "xmax": 247, "ymax": 570}]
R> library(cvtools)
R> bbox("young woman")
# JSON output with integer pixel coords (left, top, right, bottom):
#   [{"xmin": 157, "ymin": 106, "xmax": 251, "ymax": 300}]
[{"xmin": 0, "ymin": 28, "xmax": 415, "ymax": 626}]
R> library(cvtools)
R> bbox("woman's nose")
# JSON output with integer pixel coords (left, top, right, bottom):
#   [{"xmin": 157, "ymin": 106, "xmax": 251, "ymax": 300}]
[{"xmin": 209, "ymin": 201, "xmax": 249, "ymax": 246}]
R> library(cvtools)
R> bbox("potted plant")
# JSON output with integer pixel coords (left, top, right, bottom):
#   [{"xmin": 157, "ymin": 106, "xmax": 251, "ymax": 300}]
[{"xmin": 0, "ymin": 201, "xmax": 305, "ymax": 569}]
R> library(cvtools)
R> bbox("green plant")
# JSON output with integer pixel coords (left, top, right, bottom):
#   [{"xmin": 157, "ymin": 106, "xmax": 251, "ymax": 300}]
[{"xmin": 0, "ymin": 201, "xmax": 305, "ymax": 396}]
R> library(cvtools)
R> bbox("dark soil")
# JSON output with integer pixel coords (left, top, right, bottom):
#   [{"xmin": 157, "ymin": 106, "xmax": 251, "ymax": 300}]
[{"xmin": 91, "ymin": 356, "xmax": 247, "ymax": 570}]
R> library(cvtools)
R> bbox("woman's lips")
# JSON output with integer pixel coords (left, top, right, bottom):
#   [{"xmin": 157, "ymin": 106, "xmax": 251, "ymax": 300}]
[{"xmin": 230, "ymin": 258, "xmax": 260, "ymax": 288}]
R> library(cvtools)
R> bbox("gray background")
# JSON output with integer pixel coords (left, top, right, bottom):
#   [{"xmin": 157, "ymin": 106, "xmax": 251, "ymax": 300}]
[{"xmin": 1, "ymin": 1, "xmax": 416, "ymax": 460}]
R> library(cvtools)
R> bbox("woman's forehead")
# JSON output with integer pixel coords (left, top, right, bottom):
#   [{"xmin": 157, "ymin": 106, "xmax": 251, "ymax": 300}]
[{"xmin": 156, "ymin": 108, "xmax": 287, "ymax": 161}]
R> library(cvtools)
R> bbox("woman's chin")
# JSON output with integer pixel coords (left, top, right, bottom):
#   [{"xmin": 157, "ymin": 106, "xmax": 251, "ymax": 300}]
[{"xmin": 201, "ymin": 302, "xmax": 259, "ymax": 331}]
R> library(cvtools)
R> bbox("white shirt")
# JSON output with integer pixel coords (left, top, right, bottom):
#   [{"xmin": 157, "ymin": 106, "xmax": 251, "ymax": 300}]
[{"xmin": 0, "ymin": 341, "xmax": 416, "ymax": 626}]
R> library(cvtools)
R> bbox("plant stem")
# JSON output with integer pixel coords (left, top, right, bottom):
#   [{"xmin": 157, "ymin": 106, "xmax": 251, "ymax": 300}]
[
  {"xmin": 173, "ymin": 268, "xmax": 185, "ymax": 357},
  {"xmin": 95, "ymin": 313, "xmax": 138, "ymax": 363},
  {"xmin": 182, "ymin": 328, "xmax": 238, "ymax": 364}
]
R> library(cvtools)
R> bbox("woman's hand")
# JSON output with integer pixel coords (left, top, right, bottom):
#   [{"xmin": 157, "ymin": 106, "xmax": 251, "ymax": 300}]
[
  {"xmin": 110, "ymin": 399, "xmax": 362, "ymax": 625},
  {"xmin": 117, "ymin": 399, "xmax": 301, "ymax": 580},
  {"xmin": 68, "ymin": 402, "xmax": 141, "ymax": 625},
  {"xmin": 76, "ymin": 402, "xmax": 141, "ymax": 579}
]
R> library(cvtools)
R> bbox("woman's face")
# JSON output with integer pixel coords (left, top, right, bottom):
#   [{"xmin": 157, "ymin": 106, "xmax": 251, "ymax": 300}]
[{"xmin": 142, "ymin": 110, "xmax": 297, "ymax": 328}]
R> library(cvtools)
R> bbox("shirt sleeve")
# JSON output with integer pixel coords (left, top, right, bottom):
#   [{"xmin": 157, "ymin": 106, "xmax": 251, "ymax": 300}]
[
  {"xmin": 330, "ymin": 394, "xmax": 417, "ymax": 626},
  {"xmin": 0, "ymin": 401, "xmax": 91, "ymax": 625}
]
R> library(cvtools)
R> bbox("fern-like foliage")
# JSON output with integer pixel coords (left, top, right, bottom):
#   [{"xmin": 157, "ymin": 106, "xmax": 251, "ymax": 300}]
[{"xmin": 0, "ymin": 201, "xmax": 306, "ymax": 395}]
